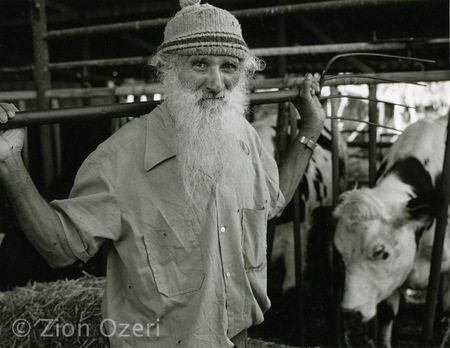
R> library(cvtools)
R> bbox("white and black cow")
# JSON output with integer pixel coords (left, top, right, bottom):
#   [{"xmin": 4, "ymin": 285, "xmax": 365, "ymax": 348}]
[
  {"xmin": 252, "ymin": 107, "xmax": 349, "ymax": 293},
  {"xmin": 334, "ymin": 115, "xmax": 449, "ymax": 347}
]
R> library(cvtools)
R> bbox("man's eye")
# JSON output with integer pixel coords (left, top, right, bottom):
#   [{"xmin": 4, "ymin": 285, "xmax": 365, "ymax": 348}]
[
  {"xmin": 193, "ymin": 61, "xmax": 207, "ymax": 69},
  {"xmin": 222, "ymin": 63, "xmax": 238, "ymax": 71}
]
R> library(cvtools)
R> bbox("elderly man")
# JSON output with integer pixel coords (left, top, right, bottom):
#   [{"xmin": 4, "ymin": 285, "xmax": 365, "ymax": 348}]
[{"xmin": 0, "ymin": 0, "xmax": 324, "ymax": 347}]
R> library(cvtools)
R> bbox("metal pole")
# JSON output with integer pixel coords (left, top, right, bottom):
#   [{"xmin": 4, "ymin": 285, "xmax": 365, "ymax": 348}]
[
  {"xmin": 254, "ymin": 70, "xmax": 450, "ymax": 89},
  {"xmin": 421, "ymin": 116, "xmax": 450, "ymax": 343},
  {"xmin": 1, "ymin": 39, "xmax": 447, "ymax": 73},
  {"xmin": 329, "ymin": 86, "xmax": 343, "ymax": 346},
  {"xmin": 289, "ymin": 105, "xmax": 304, "ymax": 347},
  {"xmin": 0, "ymin": 70, "xmax": 449, "ymax": 102},
  {"xmin": 0, "ymin": 89, "xmax": 301, "ymax": 129},
  {"xmin": 43, "ymin": 0, "xmax": 444, "ymax": 39},
  {"xmin": 368, "ymin": 85, "xmax": 378, "ymax": 187}
]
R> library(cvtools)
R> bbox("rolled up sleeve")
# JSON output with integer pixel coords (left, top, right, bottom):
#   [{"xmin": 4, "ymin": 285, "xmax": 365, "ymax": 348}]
[{"xmin": 259, "ymin": 143, "xmax": 285, "ymax": 220}]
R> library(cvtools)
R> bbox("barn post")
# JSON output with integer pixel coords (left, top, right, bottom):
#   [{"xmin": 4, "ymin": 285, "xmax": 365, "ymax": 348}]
[
  {"xmin": 29, "ymin": 0, "xmax": 58, "ymax": 190},
  {"xmin": 421, "ymin": 115, "xmax": 450, "ymax": 343}
]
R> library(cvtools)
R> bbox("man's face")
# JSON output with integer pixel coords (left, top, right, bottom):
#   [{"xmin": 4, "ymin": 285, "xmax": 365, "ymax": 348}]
[
  {"xmin": 162, "ymin": 54, "xmax": 249, "ymax": 213},
  {"xmin": 178, "ymin": 55, "xmax": 242, "ymax": 100}
]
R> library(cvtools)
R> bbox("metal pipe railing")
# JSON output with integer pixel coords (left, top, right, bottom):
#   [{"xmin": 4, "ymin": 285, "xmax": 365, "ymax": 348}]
[
  {"xmin": 1, "ymin": 38, "xmax": 447, "ymax": 73},
  {"xmin": 1, "ymin": 70, "xmax": 448, "ymax": 102},
  {"xmin": 0, "ymin": 88, "xmax": 301, "ymax": 129}
]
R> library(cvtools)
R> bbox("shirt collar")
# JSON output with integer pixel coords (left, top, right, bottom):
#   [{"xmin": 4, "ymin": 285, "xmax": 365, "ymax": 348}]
[{"xmin": 144, "ymin": 103, "xmax": 177, "ymax": 171}]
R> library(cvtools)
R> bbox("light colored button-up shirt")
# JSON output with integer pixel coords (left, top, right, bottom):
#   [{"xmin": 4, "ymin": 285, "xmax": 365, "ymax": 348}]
[{"xmin": 51, "ymin": 103, "xmax": 285, "ymax": 348}]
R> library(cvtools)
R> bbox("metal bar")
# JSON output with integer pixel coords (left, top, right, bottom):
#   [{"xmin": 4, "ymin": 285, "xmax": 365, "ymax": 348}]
[
  {"xmin": 289, "ymin": 103, "xmax": 305, "ymax": 347},
  {"xmin": 321, "ymin": 95, "xmax": 414, "ymax": 109},
  {"xmin": 2, "ymin": 39, "xmax": 447, "ymax": 73},
  {"xmin": 0, "ymin": 89, "xmax": 301, "ymax": 129},
  {"xmin": 319, "ymin": 53, "xmax": 436, "ymax": 89},
  {"xmin": 48, "ymin": 56, "xmax": 148, "ymax": 70},
  {"xmin": 324, "ymin": 74, "xmax": 428, "ymax": 87},
  {"xmin": 331, "ymin": 111, "xmax": 341, "ymax": 205},
  {"xmin": 254, "ymin": 70, "xmax": 450, "ymax": 89},
  {"xmin": 329, "ymin": 86, "xmax": 342, "ymax": 346},
  {"xmin": 368, "ymin": 85, "xmax": 378, "ymax": 187},
  {"xmin": 252, "ymin": 41, "xmax": 405, "ymax": 57},
  {"xmin": 1, "ymin": 70, "xmax": 448, "ymax": 103},
  {"xmin": 43, "ymin": 0, "xmax": 444, "ymax": 39},
  {"xmin": 421, "ymin": 116, "xmax": 450, "ymax": 343}
]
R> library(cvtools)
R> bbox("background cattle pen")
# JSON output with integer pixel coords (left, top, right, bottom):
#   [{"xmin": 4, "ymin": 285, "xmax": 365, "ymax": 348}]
[{"xmin": 0, "ymin": 0, "xmax": 449, "ymax": 347}]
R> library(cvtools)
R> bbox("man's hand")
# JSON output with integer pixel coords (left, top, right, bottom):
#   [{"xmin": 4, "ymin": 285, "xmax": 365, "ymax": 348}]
[
  {"xmin": 295, "ymin": 73, "xmax": 326, "ymax": 138},
  {"xmin": 0, "ymin": 103, "xmax": 24, "ymax": 162}
]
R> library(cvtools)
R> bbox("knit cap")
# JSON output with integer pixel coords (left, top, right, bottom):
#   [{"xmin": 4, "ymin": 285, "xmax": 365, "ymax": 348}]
[{"xmin": 157, "ymin": 0, "xmax": 250, "ymax": 59}]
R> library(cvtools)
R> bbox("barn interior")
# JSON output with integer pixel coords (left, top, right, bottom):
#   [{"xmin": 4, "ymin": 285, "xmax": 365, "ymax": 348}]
[{"xmin": 0, "ymin": 0, "xmax": 449, "ymax": 347}]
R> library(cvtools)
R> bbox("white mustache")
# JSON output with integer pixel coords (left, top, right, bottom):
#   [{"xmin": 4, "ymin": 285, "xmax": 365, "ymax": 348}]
[{"xmin": 202, "ymin": 92, "xmax": 226, "ymax": 100}]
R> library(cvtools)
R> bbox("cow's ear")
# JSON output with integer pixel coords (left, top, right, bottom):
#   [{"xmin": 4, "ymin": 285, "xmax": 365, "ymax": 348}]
[{"xmin": 406, "ymin": 191, "xmax": 437, "ymax": 223}]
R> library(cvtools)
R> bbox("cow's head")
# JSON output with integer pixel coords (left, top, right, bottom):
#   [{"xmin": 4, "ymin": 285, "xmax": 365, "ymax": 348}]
[{"xmin": 333, "ymin": 187, "xmax": 434, "ymax": 322}]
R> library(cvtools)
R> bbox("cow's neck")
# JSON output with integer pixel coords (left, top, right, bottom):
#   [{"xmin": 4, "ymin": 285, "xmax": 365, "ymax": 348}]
[{"xmin": 372, "ymin": 174, "xmax": 415, "ymax": 206}]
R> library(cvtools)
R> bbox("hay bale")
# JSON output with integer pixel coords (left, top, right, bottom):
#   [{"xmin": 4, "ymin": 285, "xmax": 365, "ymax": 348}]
[
  {"xmin": 0, "ymin": 275, "xmax": 301, "ymax": 348},
  {"xmin": 0, "ymin": 275, "xmax": 108, "ymax": 348},
  {"xmin": 247, "ymin": 338, "xmax": 300, "ymax": 347}
]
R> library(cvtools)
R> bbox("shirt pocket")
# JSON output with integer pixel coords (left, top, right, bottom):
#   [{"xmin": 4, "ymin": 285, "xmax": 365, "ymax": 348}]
[
  {"xmin": 242, "ymin": 208, "xmax": 268, "ymax": 271},
  {"xmin": 143, "ymin": 220, "xmax": 204, "ymax": 297}
]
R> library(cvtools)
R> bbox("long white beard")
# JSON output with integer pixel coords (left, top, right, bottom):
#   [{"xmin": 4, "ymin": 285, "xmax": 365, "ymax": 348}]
[{"xmin": 163, "ymin": 75, "xmax": 250, "ymax": 213}]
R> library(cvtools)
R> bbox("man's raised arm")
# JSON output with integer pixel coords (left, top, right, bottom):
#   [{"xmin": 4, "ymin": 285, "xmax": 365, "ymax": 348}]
[
  {"xmin": 278, "ymin": 74, "xmax": 326, "ymax": 206},
  {"xmin": 0, "ymin": 102, "xmax": 77, "ymax": 268}
]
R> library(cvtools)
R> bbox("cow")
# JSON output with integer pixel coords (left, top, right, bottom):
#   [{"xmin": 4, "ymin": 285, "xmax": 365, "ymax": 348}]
[{"xmin": 333, "ymin": 115, "xmax": 449, "ymax": 347}]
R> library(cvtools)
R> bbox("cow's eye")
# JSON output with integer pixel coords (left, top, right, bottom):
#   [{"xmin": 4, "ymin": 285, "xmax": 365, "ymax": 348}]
[{"xmin": 372, "ymin": 245, "xmax": 389, "ymax": 260}]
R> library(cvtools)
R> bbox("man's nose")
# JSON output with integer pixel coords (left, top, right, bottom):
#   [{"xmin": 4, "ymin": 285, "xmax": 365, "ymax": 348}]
[{"xmin": 205, "ymin": 67, "xmax": 225, "ymax": 95}]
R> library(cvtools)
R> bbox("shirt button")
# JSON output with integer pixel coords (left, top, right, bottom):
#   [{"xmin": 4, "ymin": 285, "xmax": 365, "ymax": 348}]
[
  {"xmin": 226, "ymin": 272, "xmax": 231, "ymax": 278},
  {"xmin": 220, "ymin": 226, "xmax": 226, "ymax": 233}
]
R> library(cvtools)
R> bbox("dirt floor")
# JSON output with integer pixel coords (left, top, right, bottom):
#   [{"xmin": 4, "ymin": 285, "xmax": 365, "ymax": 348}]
[
  {"xmin": 249, "ymin": 262, "xmax": 450, "ymax": 348},
  {"xmin": 392, "ymin": 292, "xmax": 449, "ymax": 348}
]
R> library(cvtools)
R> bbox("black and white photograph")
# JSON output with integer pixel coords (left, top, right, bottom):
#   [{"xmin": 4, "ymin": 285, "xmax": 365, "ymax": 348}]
[{"xmin": 0, "ymin": 0, "xmax": 448, "ymax": 347}]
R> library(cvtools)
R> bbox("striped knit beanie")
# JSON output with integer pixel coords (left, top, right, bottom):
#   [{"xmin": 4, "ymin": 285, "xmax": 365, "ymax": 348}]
[{"xmin": 157, "ymin": 0, "xmax": 250, "ymax": 59}]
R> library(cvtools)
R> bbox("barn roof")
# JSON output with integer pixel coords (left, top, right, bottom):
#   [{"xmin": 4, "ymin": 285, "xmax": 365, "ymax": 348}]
[{"xmin": 1, "ymin": 0, "xmax": 448, "ymax": 86}]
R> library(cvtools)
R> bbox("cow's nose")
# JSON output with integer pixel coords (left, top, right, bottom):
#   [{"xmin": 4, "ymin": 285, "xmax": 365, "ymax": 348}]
[
  {"xmin": 341, "ymin": 308, "xmax": 364, "ymax": 325},
  {"xmin": 342, "ymin": 310, "xmax": 376, "ymax": 348}
]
